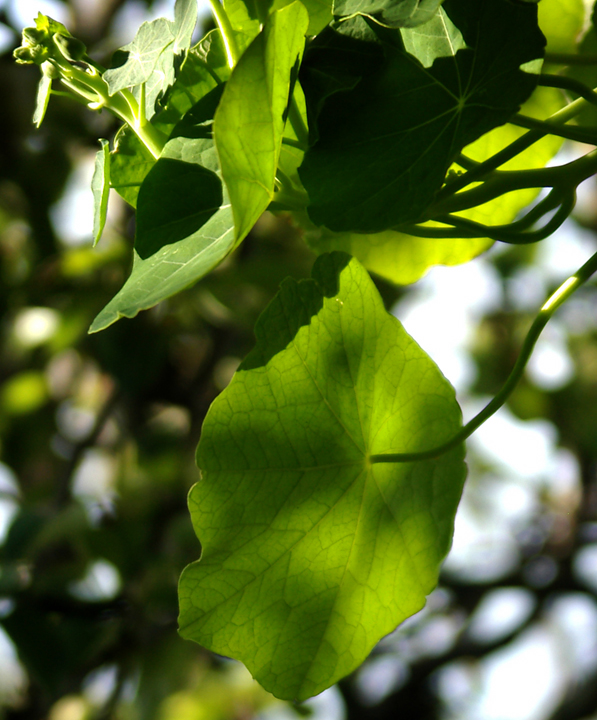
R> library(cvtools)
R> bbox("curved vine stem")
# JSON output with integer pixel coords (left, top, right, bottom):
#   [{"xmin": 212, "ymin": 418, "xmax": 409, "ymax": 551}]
[
  {"xmin": 400, "ymin": 188, "xmax": 573, "ymax": 243},
  {"xmin": 370, "ymin": 249, "xmax": 597, "ymax": 465},
  {"xmin": 510, "ymin": 113, "xmax": 597, "ymax": 145},
  {"xmin": 538, "ymin": 73, "xmax": 597, "ymax": 107},
  {"xmin": 208, "ymin": 0, "xmax": 240, "ymax": 68}
]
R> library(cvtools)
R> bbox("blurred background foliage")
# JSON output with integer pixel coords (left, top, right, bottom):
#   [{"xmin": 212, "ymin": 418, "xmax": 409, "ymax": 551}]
[{"xmin": 1, "ymin": 1, "xmax": 597, "ymax": 719}]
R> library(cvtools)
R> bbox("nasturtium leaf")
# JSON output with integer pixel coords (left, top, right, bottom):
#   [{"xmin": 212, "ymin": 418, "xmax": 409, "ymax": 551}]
[
  {"xmin": 299, "ymin": 0, "xmax": 545, "ymax": 233},
  {"xmin": 538, "ymin": 0, "xmax": 586, "ymax": 54},
  {"xmin": 333, "ymin": 0, "xmax": 443, "ymax": 28},
  {"xmin": 91, "ymin": 139, "xmax": 111, "ymax": 246},
  {"xmin": 178, "ymin": 252, "xmax": 466, "ymax": 700},
  {"xmin": 303, "ymin": 86, "xmax": 563, "ymax": 285},
  {"xmin": 214, "ymin": 1, "xmax": 309, "ymax": 242}
]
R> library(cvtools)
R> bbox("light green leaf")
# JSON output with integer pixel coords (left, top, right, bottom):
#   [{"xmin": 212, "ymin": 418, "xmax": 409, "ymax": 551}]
[
  {"xmin": 304, "ymin": 86, "xmax": 563, "ymax": 285},
  {"xmin": 333, "ymin": 0, "xmax": 443, "ymax": 28},
  {"xmin": 91, "ymin": 139, "xmax": 111, "ymax": 246},
  {"xmin": 399, "ymin": 6, "xmax": 465, "ymax": 67},
  {"xmin": 90, "ymin": 95, "xmax": 236, "ymax": 332},
  {"xmin": 104, "ymin": 17, "xmax": 176, "ymax": 94},
  {"xmin": 538, "ymin": 0, "xmax": 587, "ymax": 53},
  {"xmin": 214, "ymin": 1, "xmax": 309, "ymax": 242},
  {"xmin": 33, "ymin": 73, "xmax": 52, "ymax": 128},
  {"xmin": 179, "ymin": 252, "xmax": 466, "ymax": 700},
  {"xmin": 225, "ymin": 0, "xmax": 332, "ymax": 39},
  {"xmin": 104, "ymin": 0, "xmax": 197, "ymax": 118}
]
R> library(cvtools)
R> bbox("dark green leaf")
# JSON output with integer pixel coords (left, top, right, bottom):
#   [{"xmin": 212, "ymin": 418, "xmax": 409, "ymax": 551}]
[
  {"xmin": 214, "ymin": 1, "xmax": 309, "ymax": 241},
  {"xmin": 179, "ymin": 252, "xmax": 466, "ymax": 700},
  {"xmin": 299, "ymin": 0, "xmax": 545, "ymax": 233},
  {"xmin": 333, "ymin": 0, "xmax": 443, "ymax": 28},
  {"xmin": 91, "ymin": 139, "xmax": 111, "ymax": 246}
]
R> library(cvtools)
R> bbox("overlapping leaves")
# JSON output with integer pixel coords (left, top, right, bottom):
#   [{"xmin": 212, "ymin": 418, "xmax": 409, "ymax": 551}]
[
  {"xmin": 298, "ymin": 0, "xmax": 546, "ymax": 233},
  {"xmin": 179, "ymin": 252, "xmax": 466, "ymax": 700}
]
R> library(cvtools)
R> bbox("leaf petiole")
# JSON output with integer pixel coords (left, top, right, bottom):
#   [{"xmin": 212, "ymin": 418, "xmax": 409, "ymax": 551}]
[
  {"xmin": 370, "ymin": 249, "xmax": 597, "ymax": 465},
  {"xmin": 510, "ymin": 113, "xmax": 597, "ymax": 145}
]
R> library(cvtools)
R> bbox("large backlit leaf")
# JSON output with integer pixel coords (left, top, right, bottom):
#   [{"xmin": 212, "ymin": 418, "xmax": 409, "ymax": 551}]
[
  {"xmin": 214, "ymin": 1, "xmax": 309, "ymax": 242},
  {"xmin": 179, "ymin": 252, "xmax": 466, "ymax": 700},
  {"xmin": 333, "ymin": 0, "xmax": 443, "ymax": 28},
  {"xmin": 298, "ymin": 0, "xmax": 545, "ymax": 233}
]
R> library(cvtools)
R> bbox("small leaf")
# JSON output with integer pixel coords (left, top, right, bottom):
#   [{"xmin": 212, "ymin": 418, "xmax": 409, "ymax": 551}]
[
  {"xmin": 91, "ymin": 139, "xmax": 111, "ymax": 246},
  {"xmin": 104, "ymin": 18, "xmax": 176, "ymax": 95},
  {"xmin": 32, "ymin": 73, "xmax": 52, "ymax": 128},
  {"xmin": 104, "ymin": 0, "xmax": 197, "ymax": 119},
  {"xmin": 333, "ymin": 0, "xmax": 443, "ymax": 28},
  {"xmin": 299, "ymin": 0, "xmax": 545, "ymax": 233},
  {"xmin": 399, "ymin": 6, "xmax": 465, "ymax": 67},
  {"xmin": 179, "ymin": 252, "xmax": 466, "ymax": 700},
  {"xmin": 214, "ymin": 0, "xmax": 309, "ymax": 241}
]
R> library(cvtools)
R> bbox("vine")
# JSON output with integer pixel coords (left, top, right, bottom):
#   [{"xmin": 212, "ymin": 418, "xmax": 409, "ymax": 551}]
[{"xmin": 14, "ymin": 0, "xmax": 597, "ymax": 703}]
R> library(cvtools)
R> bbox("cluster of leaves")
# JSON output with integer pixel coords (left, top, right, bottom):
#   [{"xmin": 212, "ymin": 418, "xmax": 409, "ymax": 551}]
[{"xmin": 12, "ymin": 0, "xmax": 597, "ymax": 704}]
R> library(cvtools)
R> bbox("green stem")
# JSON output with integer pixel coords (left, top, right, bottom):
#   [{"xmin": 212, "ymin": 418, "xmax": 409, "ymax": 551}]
[
  {"xmin": 510, "ymin": 113, "xmax": 597, "ymax": 145},
  {"xmin": 538, "ymin": 73, "xmax": 597, "ymax": 108},
  {"xmin": 287, "ymin": 94, "xmax": 309, "ymax": 149},
  {"xmin": 208, "ymin": 0, "xmax": 240, "ymax": 68},
  {"xmin": 370, "ymin": 250, "xmax": 597, "ymax": 465},
  {"xmin": 545, "ymin": 53, "xmax": 597, "ymax": 66},
  {"xmin": 435, "ymin": 191, "xmax": 575, "ymax": 244},
  {"xmin": 434, "ymin": 91, "xmax": 594, "ymax": 206},
  {"xmin": 400, "ymin": 187, "xmax": 569, "ymax": 241},
  {"xmin": 434, "ymin": 147, "xmax": 597, "ymax": 215}
]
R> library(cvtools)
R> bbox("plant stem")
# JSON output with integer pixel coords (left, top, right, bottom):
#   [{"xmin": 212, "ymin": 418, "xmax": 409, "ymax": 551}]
[
  {"xmin": 208, "ymin": 0, "xmax": 240, "ymax": 68},
  {"xmin": 434, "ymin": 90, "xmax": 596, "ymax": 205},
  {"xmin": 287, "ymin": 94, "xmax": 309, "ymax": 149},
  {"xmin": 538, "ymin": 74, "xmax": 597, "ymax": 107},
  {"xmin": 510, "ymin": 113, "xmax": 597, "ymax": 145},
  {"xmin": 370, "ymin": 250, "xmax": 597, "ymax": 465},
  {"xmin": 545, "ymin": 52, "xmax": 597, "ymax": 66}
]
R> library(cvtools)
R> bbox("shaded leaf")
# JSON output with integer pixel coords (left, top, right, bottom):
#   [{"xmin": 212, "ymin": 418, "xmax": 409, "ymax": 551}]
[
  {"xmin": 303, "ymin": 85, "xmax": 563, "ymax": 284},
  {"xmin": 214, "ymin": 1, "xmax": 309, "ymax": 241},
  {"xmin": 179, "ymin": 252, "xmax": 466, "ymax": 700},
  {"xmin": 91, "ymin": 139, "xmax": 111, "ymax": 246},
  {"xmin": 299, "ymin": 0, "xmax": 545, "ymax": 233}
]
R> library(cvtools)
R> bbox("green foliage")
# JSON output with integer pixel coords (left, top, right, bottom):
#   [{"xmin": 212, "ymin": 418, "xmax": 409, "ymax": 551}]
[
  {"xmin": 13, "ymin": 0, "xmax": 597, "ymax": 705},
  {"xmin": 179, "ymin": 253, "xmax": 465, "ymax": 700}
]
